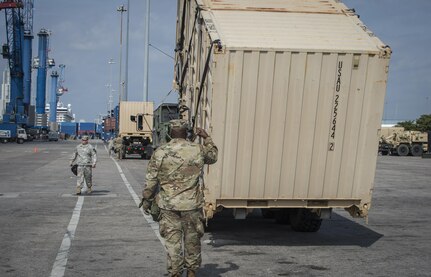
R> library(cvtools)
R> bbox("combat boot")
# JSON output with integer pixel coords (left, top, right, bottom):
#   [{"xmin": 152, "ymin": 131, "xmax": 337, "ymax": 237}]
[
  {"xmin": 87, "ymin": 187, "xmax": 92, "ymax": 194},
  {"xmin": 187, "ymin": 270, "xmax": 196, "ymax": 277}
]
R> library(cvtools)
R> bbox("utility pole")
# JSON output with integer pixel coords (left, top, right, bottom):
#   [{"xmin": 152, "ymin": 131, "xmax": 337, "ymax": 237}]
[
  {"xmin": 108, "ymin": 58, "xmax": 115, "ymax": 116},
  {"xmin": 143, "ymin": 0, "xmax": 150, "ymax": 102},
  {"xmin": 117, "ymin": 5, "xmax": 127, "ymax": 102},
  {"xmin": 125, "ymin": 0, "xmax": 130, "ymax": 101}
]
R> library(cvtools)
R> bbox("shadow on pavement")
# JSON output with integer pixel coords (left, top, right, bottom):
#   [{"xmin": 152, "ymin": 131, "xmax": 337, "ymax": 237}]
[
  {"xmin": 206, "ymin": 210, "xmax": 383, "ymax": 248},
  {"xmin": 198, "ymin": 262, "xmax": 239, "ymax": 277}
]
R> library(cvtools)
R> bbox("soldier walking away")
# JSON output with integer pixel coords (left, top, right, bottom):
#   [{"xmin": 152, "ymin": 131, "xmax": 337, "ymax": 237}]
[
  {"xmin": 70, "ymin": 135, "xmax": 97, "ymax": 195},
  {"xmin": 108, "ymin": 137, "xmax": 114, "ymax": 156},
  {"xmin": 140, "ymin": 119, "xmax": 218, "ymax": 277}
]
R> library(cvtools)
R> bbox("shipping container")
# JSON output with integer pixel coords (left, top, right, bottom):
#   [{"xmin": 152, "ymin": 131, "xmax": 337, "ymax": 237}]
[
  {"xmin": 77, "ymin": 122, "xmax": 96, "ymax": 137},
  {"xmin": 104, "ymin": 117, "xmax": 117, "ymax": 133},
  {"xmin": 59, "ymin": 122, "xmax": 77, "ymax": 136},
  {"xmin": 175, "ymin": 0, "xmax": 391, "ymax": 225}
]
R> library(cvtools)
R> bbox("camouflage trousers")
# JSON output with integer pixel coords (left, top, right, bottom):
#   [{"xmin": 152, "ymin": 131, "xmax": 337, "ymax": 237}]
[
  {"xmin": 159, "ymin": 209, "xmax": 204, "ymax": 276},
  {"xmin": 76, "ymin": 165, "xmax": 93, "ymax": 191}
]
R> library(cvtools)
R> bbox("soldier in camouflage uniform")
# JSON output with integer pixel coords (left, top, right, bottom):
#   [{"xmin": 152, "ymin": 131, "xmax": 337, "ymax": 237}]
[
  {"xmin": 140, "ymin": 119, "xmax": 218, "ymax": 277},
  {"xmin": 113, "ymin": 136, "xmax": 123, "ymax": 158},
  {"xmin": 70, "ymin": 135, "xmax": 97, "ymax": 195}
]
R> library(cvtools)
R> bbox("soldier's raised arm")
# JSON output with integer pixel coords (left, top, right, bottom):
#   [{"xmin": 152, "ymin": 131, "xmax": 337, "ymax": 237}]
[{"xmin": 196, "ymin": 127, "xmax": 218, "ymax": 165}]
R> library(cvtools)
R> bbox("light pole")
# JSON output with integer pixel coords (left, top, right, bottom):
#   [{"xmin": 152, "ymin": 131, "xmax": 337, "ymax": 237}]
[
  {"xmin": 117, "ymin": 5, "xmax": 127, "ymax": 102},
  {"xmin": 108, "ymin": 58, "xmax": 116, "ymax": 115},
  {"xmin": 125, "ymin": 0, "xmax": 130, "ymax": 101},
  {"xmin": 143, "ymin": 0, "xmax": 150, "ymax": 102}
]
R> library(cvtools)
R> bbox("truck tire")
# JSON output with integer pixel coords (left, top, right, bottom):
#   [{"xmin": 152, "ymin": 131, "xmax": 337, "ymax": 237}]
[
  {"xmin": 1, "ymin": 139, "xmax": 8, "ymax": 143},
  {"xmin": 261, "ymin": 209, "xmax": 275, "ymax": 219},
  {"xmin": 275, "ymin": 209, "xmax": 290, "ymax": 224},
  {"xmin": 397, "ymin": 144, "xmax": 409, "ymax": 156},
  {"xmin": 411, "ymin": 144, "xmax": 423, "ymax": 156},
  {"xmin": 289, "ymin": 208, "xmax": 322, "ymax": 232},
  {"xmin": 17, "ymin": 138, "xmax": 24, "ymax": 144}
]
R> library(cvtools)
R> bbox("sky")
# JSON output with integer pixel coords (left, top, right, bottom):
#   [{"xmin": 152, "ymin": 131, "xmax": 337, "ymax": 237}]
[{"xmin": 0, "ymin": 0, "xmax": 430, "ymax": 123}]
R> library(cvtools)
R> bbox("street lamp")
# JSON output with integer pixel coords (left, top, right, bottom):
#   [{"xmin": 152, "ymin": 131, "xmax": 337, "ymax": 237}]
[
  {"xmin": 143, "ymin": 0, "xmax": 150, "ymax": 102},
  {"xmin": 107, "ymin": 58, "xmax": 116, "ymax": 116},
  {"xmin": 125, "ymin": 0, "xmax": 130, "ymax": 102},
  {"xmin": 117, "ymin": 4, "xmax": 127, "ymax": 102}
]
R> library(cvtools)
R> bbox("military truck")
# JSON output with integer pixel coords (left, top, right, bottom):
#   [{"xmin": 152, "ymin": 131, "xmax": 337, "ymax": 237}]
[
  {"xmin": 380, "ymin": 127, "xmax": 428, "ymax": 156},
  {"xmin": 115, "ymin": 101, "xmax": 153, "ymax": 159},
  {"xmin": 174, "ymin": 0, "xmax": 391, "ymax": 231},
  {"xmin": 152, "ymin": 103, "xmax": 179, "ymax": 149}
]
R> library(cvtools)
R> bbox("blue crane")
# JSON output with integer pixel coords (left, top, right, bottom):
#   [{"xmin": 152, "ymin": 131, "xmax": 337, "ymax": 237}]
[
  {"xmin": 0, "ymin": 0, "xmax": 26, "ymax": 124},
  {"xmin": 22, "ymin": 0, "xmax": 33, "ymax": 108}
]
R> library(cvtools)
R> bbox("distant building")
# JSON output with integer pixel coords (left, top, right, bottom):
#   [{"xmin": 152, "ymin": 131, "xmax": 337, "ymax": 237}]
[
  {"xmin": 45, "ymin": 102, "xmax": 75, "ymax": 123},
  {"xmin": 0, "ymin": 68, "xmax": 11, "ymax": 122}
]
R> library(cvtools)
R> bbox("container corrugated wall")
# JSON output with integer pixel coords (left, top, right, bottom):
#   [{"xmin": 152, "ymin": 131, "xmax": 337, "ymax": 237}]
[
  {"xmin": 206, "ymin": 50, "xmax": 389, "ymax": 206},
  {"xmin": 119, "ymin": 101, "xmax": 153, "ymax": 135},
  {"xmin": 176, "ymin": 0, "xmax": 391, "ymax": 213}
]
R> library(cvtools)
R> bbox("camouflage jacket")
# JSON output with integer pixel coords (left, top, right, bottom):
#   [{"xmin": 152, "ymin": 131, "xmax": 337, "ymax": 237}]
[
  {"xmin": 143, "ymin": 137, "xmax": 218, "ymax": 211},
  {"xmin": 71, "ymin": 144, "xmax": 97, "ymax": 166}
]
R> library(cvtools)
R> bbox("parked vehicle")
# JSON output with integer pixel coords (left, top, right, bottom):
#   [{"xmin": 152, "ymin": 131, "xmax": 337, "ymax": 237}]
[
  {"xmin": 0, "ymin": 124, "xmax": 28, "ymax": 144},
  {"xmin": 174, "ymin": 0, "xmax": 391, "ymax": 231},
  {"xmin": 152, "ymin": 103, "xmax": 179, "ymax": 149},
  {"xmin": 48, "ymin": 131, "xmax": 59, "ymax": 141},
  {"xmin": 114, "ymin": 101, "xmax": 153, "ymax": 159},
  {"xmin": 380, "ymin": 127, "xmax": 428, "ymax": 156}
]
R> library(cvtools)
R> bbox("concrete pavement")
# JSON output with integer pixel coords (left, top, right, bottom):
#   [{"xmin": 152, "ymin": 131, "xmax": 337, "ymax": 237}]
[{"xmin": 1, "ymin": 140, "xmax": 431, "ymax": 276}]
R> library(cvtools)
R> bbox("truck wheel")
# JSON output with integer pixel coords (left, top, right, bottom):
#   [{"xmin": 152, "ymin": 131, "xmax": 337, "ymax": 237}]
[
  {"xmin": 1, "ymin": 139, "xmax": 8, "ymax": 143},
  {"xmin": 397, "ymin": 144, "xmax": 409, "ymax": 156},
  {"xmin": 275, "ymin": 209, "xmax": 290, "ymax": 224},
  {"xmin": 261, "ymin": 209, "xmax": 275, "ymax": 219},
  {"xmin": 411, "ymin": 144, "xmax": 423, "ymax": 156},
  {"xmin": 289, "ymin": 208, "xmax": 322, "ymax": 232},
  {"xmin": 17, "ymin": 138, "xmax": 24, "ymax": 144}
]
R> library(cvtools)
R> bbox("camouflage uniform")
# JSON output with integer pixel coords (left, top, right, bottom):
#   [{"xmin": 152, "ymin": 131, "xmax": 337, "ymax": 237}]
[
  {"xmin": 113, "ymin": 137, "xmax": 123, "ymax": 157},
  {"xmin": 71, "ymin": 137, "xmax": 97, "ymax": 194},
  {"xmin": 108, "ymin": 138, "xmax": 114, "ymax": 156},
  {"xmin": 143, "ymin": 123, "xmax": 218, "ymax": 276}
]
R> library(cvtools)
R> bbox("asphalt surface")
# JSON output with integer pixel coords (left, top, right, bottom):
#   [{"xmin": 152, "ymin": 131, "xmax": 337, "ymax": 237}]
[{"xmin": 0, "ymin": 140, "xmax": 430, "ymax": 277}]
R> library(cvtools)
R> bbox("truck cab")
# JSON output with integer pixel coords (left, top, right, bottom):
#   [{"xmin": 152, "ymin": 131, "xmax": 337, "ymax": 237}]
[{"xmin": 16, "ymin": 128, "xmax": 28, "ymax": 144}]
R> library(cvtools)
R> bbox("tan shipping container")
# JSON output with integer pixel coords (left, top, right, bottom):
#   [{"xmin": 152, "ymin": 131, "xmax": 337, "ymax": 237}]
[
  {"xmin": 175, "ymin": 0, "xmax": 391, "ymax": 220},
  {"xmin": 119, "ymin": 101, "xmax": 153, "ymax": 138}
]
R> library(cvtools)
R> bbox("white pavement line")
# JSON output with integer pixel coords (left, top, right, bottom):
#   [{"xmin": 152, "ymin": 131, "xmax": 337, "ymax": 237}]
[
  {"xmin": 104, "ymin": 144, "xmax": 165, "ymax": 246},
  {"xmin": 50, "ymin": 196, "xmax": 84, "ymax": 277}
]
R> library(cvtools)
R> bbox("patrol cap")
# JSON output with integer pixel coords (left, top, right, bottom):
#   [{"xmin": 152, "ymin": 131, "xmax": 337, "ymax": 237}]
[
  {"xmin": 169, "ymin": 119, "xmax": 189, "ymax": 129},
  {"xmin": 81, "ymin": 135, "xmax": 89, "ymax": 141}
]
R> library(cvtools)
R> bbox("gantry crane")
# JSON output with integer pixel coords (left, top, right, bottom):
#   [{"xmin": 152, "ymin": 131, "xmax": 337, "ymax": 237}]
[
  {"xmin": 22, "ymin": 0, "xmax": 33, "ymax": 108},
  {"xmin": 0, "ymin": 0, "xmax": 26, "ymax": 124}
]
